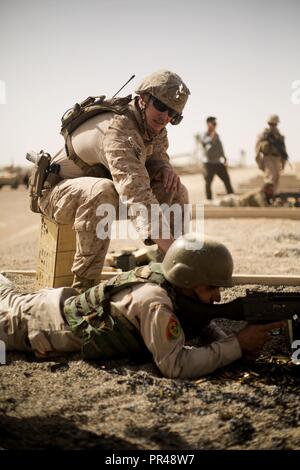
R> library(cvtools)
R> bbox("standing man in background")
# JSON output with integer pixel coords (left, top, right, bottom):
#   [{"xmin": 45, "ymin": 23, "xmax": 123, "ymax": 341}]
[
  {"xmin": 255, "ymin": 115, "xmax": 289, "ymax": 196},
  {"xmin": 199, "ymin": 116, "xmax": 234, "ymax": 200}
]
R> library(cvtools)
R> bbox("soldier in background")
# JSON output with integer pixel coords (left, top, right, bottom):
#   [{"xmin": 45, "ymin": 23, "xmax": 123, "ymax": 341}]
[
  {"xmin": 255, "ymin": 115, "xmax": 289, "ymax": 195},
  {"xmin": 200, "ymin": 116, "xmax": 234, "ymax": 200},
  {"xmin": 213, "ymin": 183, "xmax": 274, "ymax": 207}
]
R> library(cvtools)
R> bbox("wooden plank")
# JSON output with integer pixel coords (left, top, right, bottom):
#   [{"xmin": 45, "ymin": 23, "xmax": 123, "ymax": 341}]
[
  {"xmin": 0, "ymin": 270, "xmax": 36, "ymax": 276},
  {"xmin": 3, "ymin": 267, "xmax": 300, "ymax": 288},
  {"xmin": 232, "ymin": 274, "xmax": 300, "ymax": 286},
  {"xmin": 198, "ymin": 206, "xmax": 300, "ymax": 219}
]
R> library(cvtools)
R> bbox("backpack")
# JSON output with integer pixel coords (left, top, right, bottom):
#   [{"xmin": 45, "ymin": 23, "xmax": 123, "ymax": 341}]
[{"xmin": 60, "ymin": 94, "xmax": 133, "ymax": 177}]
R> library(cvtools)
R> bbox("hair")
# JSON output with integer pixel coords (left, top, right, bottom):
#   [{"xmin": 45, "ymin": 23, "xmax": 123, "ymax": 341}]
[{"xmin": 206, "ymin": 116, "xmax": 216, "ymax": 124}]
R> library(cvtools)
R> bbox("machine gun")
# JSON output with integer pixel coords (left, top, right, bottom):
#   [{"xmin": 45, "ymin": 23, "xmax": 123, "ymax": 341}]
[
  {"xmin": 272, "ymin": 192, "xmax": 300, "ymax": 207},
  {"xmin": 174, "ymin": 290, "xmax": 300, "ymax": 347}
]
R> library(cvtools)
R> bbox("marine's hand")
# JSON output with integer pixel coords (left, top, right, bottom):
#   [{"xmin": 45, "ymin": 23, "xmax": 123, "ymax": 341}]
[
  {"xmin": 237, "ymin": 321, "xmax": 285, "ymax": 357},
  {"xmin": 157, "ymin": 167, "xmax": 181, "ymax": 192}
]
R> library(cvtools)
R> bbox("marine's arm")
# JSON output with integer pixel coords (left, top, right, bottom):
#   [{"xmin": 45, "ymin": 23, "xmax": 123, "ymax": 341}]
[
  {"xmin": 146, "ymin": 130, "xmax": 181, "ymax": 192},
  {"xmin": 137, "ymin": 287, "xmax": 242, "ymax": 378},
  {"xmin": 103, "ymin": 115, "xmax": 173, "ymax": 249}
]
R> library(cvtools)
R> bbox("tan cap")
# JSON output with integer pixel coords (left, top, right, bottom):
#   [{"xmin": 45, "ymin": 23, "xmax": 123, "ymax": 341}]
[{"xmin": 268, "ymin": 114, "xmax": 280, "ymax": 124}]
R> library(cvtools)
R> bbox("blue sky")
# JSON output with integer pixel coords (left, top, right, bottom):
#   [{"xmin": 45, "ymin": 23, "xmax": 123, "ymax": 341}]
[{"xmin": 0, "ymin": 0, "xmax": 299, "ymax": 166}]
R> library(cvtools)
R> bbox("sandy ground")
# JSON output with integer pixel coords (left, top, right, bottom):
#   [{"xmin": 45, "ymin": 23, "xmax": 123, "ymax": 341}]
[{"xmin": 0, "ymin": 168, "xmax": 300, "ymax": 450}]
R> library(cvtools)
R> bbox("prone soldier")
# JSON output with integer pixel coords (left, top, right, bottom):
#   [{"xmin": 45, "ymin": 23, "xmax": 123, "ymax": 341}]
[{"xmin": 0, "ymin": 234, "xmax": 285, "ymax": 379}]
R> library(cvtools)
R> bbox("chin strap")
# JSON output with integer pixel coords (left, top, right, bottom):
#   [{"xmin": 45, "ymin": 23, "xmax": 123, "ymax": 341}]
[{"xmin": 137, "ymin": 95, "xmax": 158, "ymax": 140}]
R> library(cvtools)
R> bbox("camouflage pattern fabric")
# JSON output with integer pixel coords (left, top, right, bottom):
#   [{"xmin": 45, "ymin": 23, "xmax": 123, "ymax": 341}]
[
  {"xmin": 39, "ymin": 98, "xmax": 188, "ymax": 283},
  {"xmin": 135, "ymin": 69, "xmax": 190, "ymax": 115},
  {"xmin": 255, "ymin": 127, "xmax": 287, "ymax": 192},
  {"xmin": 0, "ymin": 284, "xmax": 81, "ymax": 356},
  {"xmin": 63, "ymin": 264, "xmax": 167, "ymax": 359},
  {"xmin": 262, "ymin": 155, "xmax": 283, "ymax": 193},
  {"xmin": 39, "ymin": 177, "xmax": 118, "ymax": 281}
]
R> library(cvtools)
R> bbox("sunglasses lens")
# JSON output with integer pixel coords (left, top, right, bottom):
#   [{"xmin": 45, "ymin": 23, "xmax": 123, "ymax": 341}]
[
  {"xmin": 151, "ymin": 97, "xmax": 177, "ymax": 118},
  {"xmin": 168, "ymin": 108, "xmax": 178, "ymax": 118}
]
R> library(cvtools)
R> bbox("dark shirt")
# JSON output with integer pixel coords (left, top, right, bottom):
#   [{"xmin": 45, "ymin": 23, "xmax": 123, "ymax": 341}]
[{"xmin": 201, "ymin": 132, "xmax": 226, "ymax": 164}]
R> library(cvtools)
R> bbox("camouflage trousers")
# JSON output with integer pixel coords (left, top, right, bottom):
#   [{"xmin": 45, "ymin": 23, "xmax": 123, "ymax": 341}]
[
  {"xmin": 39, "ymin": 177, "xmax": 188, "ymax": 281},
  {"xmin": 0, "ymin": 280, "xmax": 81, "ymax": 356},
  {"xmin": 263, "ymin": 155, "xmax": 283, "ymax": 193}
]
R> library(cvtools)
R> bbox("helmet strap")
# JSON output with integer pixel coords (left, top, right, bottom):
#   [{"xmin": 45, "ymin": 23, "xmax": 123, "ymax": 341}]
[{"xmin": 138, "ymin": 94, "xmax": 158, "ymax": 139}]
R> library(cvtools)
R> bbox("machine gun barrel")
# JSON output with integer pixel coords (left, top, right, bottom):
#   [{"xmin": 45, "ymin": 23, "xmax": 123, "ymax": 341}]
[{"xmin": 174, "ymin": 290, "xmax": 300, "ymax": 343}]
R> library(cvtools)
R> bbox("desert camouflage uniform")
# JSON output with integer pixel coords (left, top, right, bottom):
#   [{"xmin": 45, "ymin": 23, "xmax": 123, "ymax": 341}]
[
  {"xmin": 0, "ymin": 273, "xmax": 241, "ymax": 378},
  {"xmin": 256, "ymin": 127, "xmax": 287, "ymax": 192},
  {"xmin": 39, "ymin": 99, "xmax": 188, "ymax": 283},
  {"xmin": 0, "ymin": 276, "xmax": 81, "ymax": 356}
]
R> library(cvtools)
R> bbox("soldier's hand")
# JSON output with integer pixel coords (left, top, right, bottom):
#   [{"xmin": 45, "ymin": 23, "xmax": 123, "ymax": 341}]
[
  {"xmin": 237, "ymin": 321, "xmax": 285, "ymax": 357},
  {"xmin": 157, "ymin": 167, "xmax": 181, "ymax": 192}
]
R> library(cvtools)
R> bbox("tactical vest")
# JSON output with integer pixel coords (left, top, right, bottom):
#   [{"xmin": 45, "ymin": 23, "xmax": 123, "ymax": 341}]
[
  {"xmin": 60, "ymin": 95, "xmax": 133, "ymax": 178},
  {"xmin": 63, "ymin": 263, "xmax": 173, "ymax": 360}
]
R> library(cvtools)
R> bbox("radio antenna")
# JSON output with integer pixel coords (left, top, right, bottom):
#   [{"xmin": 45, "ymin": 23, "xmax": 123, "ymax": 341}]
[{"xmin": 112, "ymin": 74, "xmax": 135, "ymax": 98}]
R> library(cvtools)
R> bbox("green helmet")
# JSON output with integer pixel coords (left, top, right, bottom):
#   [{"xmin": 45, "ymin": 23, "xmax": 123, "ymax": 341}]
[
  {"xmin": 161, "ymin": 233, "xmax": 234, "ymax": 289},
  {"xmin": 135, "ymin": 70, "xmax": 190, "ymax": 117},
  {"xmin": 268, "ymin": 114, "xmax": 280, "ymax": 125}
]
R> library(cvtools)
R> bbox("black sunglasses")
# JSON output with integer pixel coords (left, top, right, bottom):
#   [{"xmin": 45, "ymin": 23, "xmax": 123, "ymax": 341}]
[{"xmin": 150, "ymin": 96, "xmax": 178, "ymax": 118}]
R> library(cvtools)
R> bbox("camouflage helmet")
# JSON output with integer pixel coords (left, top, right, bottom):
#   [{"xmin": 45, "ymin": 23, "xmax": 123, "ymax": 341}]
[
  {"xmin": 268, "ymin": 114, "xmax": 280, "ymax": 125},
  {"xmin": 161, "ymin": 233, "xmax": 234, "ymax": 289},
  {"xmin": 135, "ymin": 70, "xmax": 190, "ymax": 116}
]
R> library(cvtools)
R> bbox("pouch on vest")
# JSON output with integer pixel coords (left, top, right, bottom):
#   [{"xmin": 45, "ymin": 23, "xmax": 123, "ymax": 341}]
[
  {"xmin": 63, "ymin": 281, "xmax": 146, "ymax": 360},
  {"xmin": 81, "ymin": 308, "xmax": 146, "ymax": 360}
]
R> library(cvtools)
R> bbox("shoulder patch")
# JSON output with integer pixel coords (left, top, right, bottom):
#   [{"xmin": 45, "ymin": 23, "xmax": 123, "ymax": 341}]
[{"xmin": 166, "ymin": 316, "xmax": 181, "ymax": 341}]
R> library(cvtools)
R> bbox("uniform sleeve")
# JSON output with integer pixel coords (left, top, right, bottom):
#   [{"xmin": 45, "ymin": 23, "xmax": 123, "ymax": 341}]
[
  {"xmin": 140, "ymin": 296, "xmax": 242, "ymax": 379},
  {"xmin": 256, "ymin": 130, "xmax": 271, "ymax": 155},
  {"xmin": 103, "ymin": 115, "xmax": 169, "ymax": 238},
  {"xmin": 145, "ymin": 130, "xmax": 172, "ymax": 180}
]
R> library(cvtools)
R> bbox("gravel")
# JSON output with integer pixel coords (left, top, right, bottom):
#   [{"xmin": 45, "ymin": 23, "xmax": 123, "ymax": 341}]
[{"xmin": 1, "ymin": 216, "xmax": 300, "ymax": 449}]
